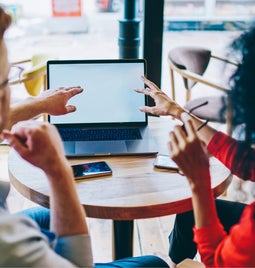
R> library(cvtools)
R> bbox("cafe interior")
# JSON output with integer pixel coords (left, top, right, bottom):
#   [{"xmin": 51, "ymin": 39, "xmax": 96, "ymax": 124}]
[{"xmin": 1, "ymin": 0, "xmax": 255, "ymax": 267}]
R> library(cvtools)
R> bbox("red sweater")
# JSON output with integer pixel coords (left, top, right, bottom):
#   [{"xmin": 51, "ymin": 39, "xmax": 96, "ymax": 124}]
[{"xmin": 193, "ymin": 132, "xmax": 255, "ymax": 267}]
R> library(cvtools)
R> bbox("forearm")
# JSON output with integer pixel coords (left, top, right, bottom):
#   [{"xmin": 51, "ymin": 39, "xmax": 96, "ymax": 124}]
[
  {"xmin": 2, "ymin": 120, "xmax": 93, "ymax": 267},
  {"xmin": 8, "ymin": 97, "xmax": 46, "ymax": 129},
  {"xmin": 46, "ymin": 160, "xmax": 89, "ymax": 237},
  {"xmin": 7, "ymin": 86, "xmax": 83, "ymax": 130},
  {"xmin": 5, "ymin": 121, "xmax": 88, "ymax": 236}
]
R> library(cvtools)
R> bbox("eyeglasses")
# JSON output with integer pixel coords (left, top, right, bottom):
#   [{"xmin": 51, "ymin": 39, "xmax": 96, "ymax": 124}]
[
  {"xmin": 0, "ymin": 65, "xmax": 24, "ymax": 90},
  {"xmin": 8, "ymin": 65, "xmax": 24, "ymax": 83}
]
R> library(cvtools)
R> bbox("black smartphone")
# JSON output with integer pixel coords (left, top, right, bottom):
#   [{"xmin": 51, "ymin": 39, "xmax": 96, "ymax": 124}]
[
  {"xmin": 153, "ymin": 154, "xmax": 179, "ymax": 170},
  {"xmin": 71, "ymin": 161, "xmax": 112, "ymax": 180}
]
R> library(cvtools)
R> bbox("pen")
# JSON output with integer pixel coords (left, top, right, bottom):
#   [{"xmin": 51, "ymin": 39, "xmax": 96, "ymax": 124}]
[{"xmin": 196, "ymin": 119, "xmax": 209, "ymax": 131}]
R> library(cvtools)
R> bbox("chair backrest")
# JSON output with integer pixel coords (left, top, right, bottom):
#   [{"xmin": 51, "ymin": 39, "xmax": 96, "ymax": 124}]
[
  {"xmin": 168, "ymin": 46, "xmax": 236, "ymax": 103},
  {"xmin": 168, "ymin": 46, "xmax": 239, "ymax": 135},
  {"xmin": 168, "ymin": 46, "xmax": 211, "ymax": 90}
]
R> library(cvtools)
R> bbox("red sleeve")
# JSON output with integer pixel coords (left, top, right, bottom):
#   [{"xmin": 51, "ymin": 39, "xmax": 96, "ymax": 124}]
[
  {"xmin": 207, "ymin": 132, "xmax": 255, "ymax": 181},
  {"xmin": 194, "ymin": 202, "xmax": 255, "ymax": 267},
  {"xmin": 193, "ymin": 218, "xmax": 226, "ymax": 267}
]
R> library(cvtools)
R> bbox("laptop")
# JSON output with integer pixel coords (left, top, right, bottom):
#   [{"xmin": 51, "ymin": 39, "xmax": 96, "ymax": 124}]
[{"xmin": 47, "ymin": 59, "xmax": 158, "ymax": 157}]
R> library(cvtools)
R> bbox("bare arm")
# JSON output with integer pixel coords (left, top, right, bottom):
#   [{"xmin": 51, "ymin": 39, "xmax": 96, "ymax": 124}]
[
  {"xmin": 7, "ymin": 86, "xmax": 83, "ymax": 130},
  {"xmin": 2, "ymin": 121, "xmax": 88, "ymax": 237},
  {"xmin": 168, "ymin": 114, "xmax": 218, "ymax": 228},
  {"xmin": 135, "ymin": 76, "xmax": 217, "ymax": 146}
]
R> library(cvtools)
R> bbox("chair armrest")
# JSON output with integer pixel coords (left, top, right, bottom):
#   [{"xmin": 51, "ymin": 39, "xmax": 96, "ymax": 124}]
[
  {"xmin": 181, "ymin": 69, "xmax": 229, "ymax": 92},
  {"xmin": 177, "ymin": 258, "xmax": 205, "ymax": 268},
  {"xmin": 170, "ymin": 62, "xmax": 230, "ymax": 93},
  {"xmin": 11, "ymin": 59, "xmax": 31, "ymax": 65},
  {"xmin": 211, "ymin": 54, "xmax": 239, "ymax": 66},
  {"xmin": 9, "ymin": 67, "xmax": 46, "ymax": 85}
]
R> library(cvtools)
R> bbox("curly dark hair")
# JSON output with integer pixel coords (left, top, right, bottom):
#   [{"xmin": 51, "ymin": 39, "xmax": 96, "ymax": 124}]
[
  {"xmin": 0, "ymin": 6, "xmax": 12, "ymax": 39},
  {"xmin": 228, "ymin": 24, "xmax": 255, "ymax": 145}
]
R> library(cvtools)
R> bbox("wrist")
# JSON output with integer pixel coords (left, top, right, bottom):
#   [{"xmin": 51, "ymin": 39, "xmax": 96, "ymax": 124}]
[
  {"xmin": 20, "ymin": 96, "xmax": 46, "ymax": 117},
  {"xmin": 172, "ymin": 105, "xmax": 186, "ymax": 120},
  {"xmin": 189, "ymin": 174, "xmax": 211, "ymax": 193},
  {"xmin": 45, "ymin": 158, "xmax": 73, "ymax": 181},
  {"xmin": 32, "ymin": 97, "xmax": 48, "ymax": 115}
]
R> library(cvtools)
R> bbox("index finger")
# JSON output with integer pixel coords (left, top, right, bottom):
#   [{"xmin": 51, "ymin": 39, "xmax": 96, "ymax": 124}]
[
  {"xmin": 134, "ymin": 88, "xmax": 151, "ymax": 97},
  {"xmin": 141, "ymin": 76, "xmax": 160, "ymax": 91},
  {"xmin": 65, "ymin": 87, "xmax": 84, "ymax": 97}
]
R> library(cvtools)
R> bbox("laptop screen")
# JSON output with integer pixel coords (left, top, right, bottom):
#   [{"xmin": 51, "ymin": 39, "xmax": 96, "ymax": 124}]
[{"xmin": 47, "ymin": 59, "xmax": 147, "ymax": 126}]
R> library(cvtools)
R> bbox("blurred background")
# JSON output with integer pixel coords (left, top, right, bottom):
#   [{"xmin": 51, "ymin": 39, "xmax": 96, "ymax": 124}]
[{"xmin": 2, "ymin": 0, "xmax": 255, "ymax": 105}]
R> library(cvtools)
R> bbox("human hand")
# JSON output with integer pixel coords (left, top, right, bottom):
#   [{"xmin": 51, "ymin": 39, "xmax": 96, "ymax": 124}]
[
  {"xmin": 2, "ymin": 121, "xmax": 68, "ymax": 177},
  {"xmin": 168, "ymin": 113, "xmax": 211, "ymax": 188},
  {"xmin": 134, "ymin": 76, "xmax": 184, "ymax": 118},
  {"xmin": 37, "ymin": 86, "xmax": 83, "ymax": 115}
]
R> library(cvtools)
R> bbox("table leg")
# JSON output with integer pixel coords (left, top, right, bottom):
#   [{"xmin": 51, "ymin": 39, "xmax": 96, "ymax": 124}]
[{"xmin": 113, "ymin": 220, "xmax": 133, "ymax": 260}]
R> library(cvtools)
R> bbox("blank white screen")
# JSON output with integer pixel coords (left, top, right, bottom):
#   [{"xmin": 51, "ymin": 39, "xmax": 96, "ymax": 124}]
[{"xmin": 48, "ymin": 61, "xmax": 146, "ymax": 124}]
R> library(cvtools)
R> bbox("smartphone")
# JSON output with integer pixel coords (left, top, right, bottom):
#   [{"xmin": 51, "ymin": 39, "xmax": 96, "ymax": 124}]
[
  {"xmin": 71, "ymin": 161, "xmax": 112, "ymax": 180},
  {"xmin": 153, "ymin": 154, "xmax": 179, "ymax": 170}
]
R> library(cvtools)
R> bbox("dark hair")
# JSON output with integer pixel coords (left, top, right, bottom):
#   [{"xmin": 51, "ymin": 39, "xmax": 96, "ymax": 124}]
[
  {"xmin": 0, "ymin": 6, "xmax": 12, "ymax": 39},
  {"xmin": 228, "ymin": 24, "xmax": 255, "ymax": 145}
]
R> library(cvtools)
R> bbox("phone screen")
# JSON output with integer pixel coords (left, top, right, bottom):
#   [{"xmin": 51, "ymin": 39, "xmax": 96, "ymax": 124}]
[
  {"xmin": 153, "ymin": 154, "xmax": 179, "ymax": 170},
  {"xmin": 72, "ymin": 161, "xmax": 112, "ymax": 179}
]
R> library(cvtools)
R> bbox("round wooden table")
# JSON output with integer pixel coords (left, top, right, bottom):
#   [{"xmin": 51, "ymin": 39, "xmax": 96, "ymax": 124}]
[{"xmin": 8, "ymin": 116, "xmax": 232, "ymax": 259}]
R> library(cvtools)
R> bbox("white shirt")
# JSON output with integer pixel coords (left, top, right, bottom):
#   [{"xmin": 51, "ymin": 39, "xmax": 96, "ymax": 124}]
[{"xmin": 0, "ymin": 181, "xmax": 94, "ymax": 267}]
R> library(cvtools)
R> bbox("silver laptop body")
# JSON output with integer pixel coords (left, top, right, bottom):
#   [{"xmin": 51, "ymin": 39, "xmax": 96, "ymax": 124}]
[{"xmin": 47, "ymin": 59, "xmax": 158, "ymax": 157}]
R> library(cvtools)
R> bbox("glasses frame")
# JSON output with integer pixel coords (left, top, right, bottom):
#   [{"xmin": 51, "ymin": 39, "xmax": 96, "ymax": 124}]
[
  {"xmin": 0, "ymin": 65, "xmax": 25, "ymax": 90},
  {"xmin": 0, "ymin": 79, "xmax": 9, "ymax": 90},
  {"xmin": 8, "ymin": 65, "xmax": 24, "ymax": 83}
]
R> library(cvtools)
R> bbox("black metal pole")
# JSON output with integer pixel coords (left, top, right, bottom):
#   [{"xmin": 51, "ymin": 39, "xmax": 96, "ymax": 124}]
[
  {"xmin": 143, "ymin": 0, "xmax": 164, "ymax": 106},
  {"xmin": 113, "ymin": 220, "xmax": 133, "ymax": 260},
  {"xmin": 118, "ymin": 0, "xmax": 140, "ymax": 59},
  {"xmin": 114, "ymin": 1, "xmax": 141, "ymax": 259}
]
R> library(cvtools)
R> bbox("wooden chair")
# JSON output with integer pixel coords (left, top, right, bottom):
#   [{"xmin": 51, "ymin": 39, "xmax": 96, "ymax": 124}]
[
  {"xmin": 168, "ymin": 46, "xmax": 239, "ymax": 135},
  {"xmin": 9, "ymin": 53, "xmax": 55, "ymax": 96}
]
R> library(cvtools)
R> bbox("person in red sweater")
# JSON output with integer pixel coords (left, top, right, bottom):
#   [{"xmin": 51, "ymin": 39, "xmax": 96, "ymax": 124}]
[{"xmin": 135, "ymin": 25, "xmax": 255, "ymax": 267}]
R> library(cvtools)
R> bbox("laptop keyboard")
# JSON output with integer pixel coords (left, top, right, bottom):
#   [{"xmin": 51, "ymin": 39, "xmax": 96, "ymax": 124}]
[{"xmin": 58, "ymin": 128, "xmax": 142, "ymax": 141}]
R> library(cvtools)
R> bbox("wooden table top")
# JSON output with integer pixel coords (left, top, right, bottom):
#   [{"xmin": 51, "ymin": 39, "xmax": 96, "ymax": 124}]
[{"xmin": 8, "ymin": 116, "xmax": 232, "ymax": 220}]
